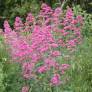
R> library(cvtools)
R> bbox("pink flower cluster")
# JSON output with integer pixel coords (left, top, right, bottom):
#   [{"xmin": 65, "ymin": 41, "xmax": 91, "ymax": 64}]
[
  {"xmin": 4, "ymin": 20, "xmax": 12, "ymax": 33},
  {"xmin": 51, "ymin": 74, "xmax": 61, "ymax": 86},
  {"xmin": 40, "ymin": 3, "xmax": 53, "ymax": 18},
  {"xmin": 14, "ymin": 17, "xmax": 24, "ymax": 31},
  {"xmin": 21, "ymin": 86, "xmax": 29, "ymax": 92},
  {"xmin": 4, "ymin": 25, "xmax": 32, "ymax": 61},
  {"xmin": 3, "ymin": 3, "xmax": 83, "ymax": 92}
]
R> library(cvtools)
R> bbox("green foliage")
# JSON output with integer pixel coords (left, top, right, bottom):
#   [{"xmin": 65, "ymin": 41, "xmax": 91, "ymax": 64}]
[
  {"xmin": 69, "ymin": 37, "xmax": 92, "ymax": 92},
  {"xmin": 0, "ymin": 61, "xmax": 5, "ymax": 92},
  {"xmin": 0, "ymin": 35, "xmax": 7, "ymax": 92},
  {"xmin": 3, "ymin": 62, "xmax": 24, "ymax": 92},
  {"xmin": 0, "ymin": 0, "xmax": 40, "ymax": 27},
  {"xmin": 0, "ymin": 2, "xmax": 92, "ymax": 92}
]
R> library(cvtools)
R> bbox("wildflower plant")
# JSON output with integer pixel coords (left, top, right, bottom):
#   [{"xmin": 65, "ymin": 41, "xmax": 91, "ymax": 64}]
[{"xmin": 3, "ymin": 3, "xmax": 83, "ymax": 92}]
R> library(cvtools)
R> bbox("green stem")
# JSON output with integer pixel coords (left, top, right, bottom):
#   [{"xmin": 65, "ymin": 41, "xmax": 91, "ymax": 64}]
[
  {"xmin": 61, "ymin": 0, "xmax": 71, "ymax": 9},
  {"xmin": 58, "ymin": 0, "xmax": 62, "ymax": 4}
]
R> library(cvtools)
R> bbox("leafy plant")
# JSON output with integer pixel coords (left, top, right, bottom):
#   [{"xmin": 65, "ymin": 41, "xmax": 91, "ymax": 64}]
[
  {"xmin": 68, "ymin": 37, "xmax": 92, "ymax": 92},
  {"xmin": 0, "ymin": 0, "xmax": 40, "ymax": 27},
  {"xmin": 3, "ymin": 3, "xmax": 83, "ymax": 92}
]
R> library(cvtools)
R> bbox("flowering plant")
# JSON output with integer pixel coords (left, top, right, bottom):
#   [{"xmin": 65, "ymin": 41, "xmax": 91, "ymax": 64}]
[{"xmin": 4, "ymin": 3, "xmax": 83, "ymax": 92}]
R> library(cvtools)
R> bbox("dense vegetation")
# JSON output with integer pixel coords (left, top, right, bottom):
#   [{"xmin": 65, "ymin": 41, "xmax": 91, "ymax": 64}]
[{"xmin": 0, "ymin": 1, "xmax": 92, "ymax": 92}]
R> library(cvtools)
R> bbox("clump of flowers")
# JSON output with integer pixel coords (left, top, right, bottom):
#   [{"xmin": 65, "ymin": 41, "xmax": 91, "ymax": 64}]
[
  {"xmin": 21, "ymin": 86, "xmax": 29, "ymax": 92},
  {"xmin": 3, "ymin": 3, "xmax": 83, "ymax": 92}
]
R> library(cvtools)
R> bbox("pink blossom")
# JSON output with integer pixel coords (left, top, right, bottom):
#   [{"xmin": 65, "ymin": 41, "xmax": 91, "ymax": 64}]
[
  {"xmin": 60, "ymin": 64, "xmax": 70, "ymax": 70},
  {"xmin": 14, "ymin": 17, "xmax": 24, "ymax": 31},
  {"xmin": 4, "ymin": 20, "xmax": 12, "ymax": 33},
  {"xmin": 50, "ymin": 43, "xmax": 58, "ymax": 48},
  {"xmin": 26, "ymin": 13, "xmax": 34, "ymax": 23},
  {"xmin": 37, "ymin": 65, "xmax": 48, "ymax": 73},
  {"xmin": 53, "ymin": 7, "xmax": 62, "ymax": 17},
  {"xmin": 22, "ymin": 62, "xmax": 35, "ymax": 79},
  {"xmin": 3, "ymin": 3, "xmax": 83, "ymax": 87},
  {"xmin": 64, "ymin": 25, "xmax": 72, "ymax": 30},
  {"xmin": 66, "ymin": 7, "xmax": 74, "ymax": 19},
  {"xmin": 71, "ymin": 19, "xmax": 78, "ymax": 24},
  {"xmin": 57, "ymin": 39, "xmax": 65, "ymax": 47},
  {"xmin": 76, "ymin": 15, "xmax": 83, "ymax": 24},
  {"xmin": 67, "ymin": 39, "xmax": 76, "ymax": 47},
  {"xmin": 44, "ymin": 58, "xmax": 58, "ymax": 68},
  {"xmin": 60, "ymin": 29, "xmax": 69, "ymax": 36},
  {"xmin": 31, "ymin": 53, "xmax": 41, "ymax": 63},
  {"xmin": 51, "ymin": 51, "xmax": 61, "ymax": 57},
  {"xmin": 52, "ymin": 7, "xmax": 62, "ymax": 23},
  {"xmin": 59, "ymin": 64, "xmax": 70, "ymax": 74},
  {"xmin": 51, "ymin": 74, "xmax": 61, "ymax": 86},
  {"xmin": 40, "ymin": 46, "xmax": 49, "ymax": 53},
  {"xmin": 40, "ymin": 3, "xmax": 53, "ymax": 18},
  {"xmin": 21, "ymin": 86, "xmax": 29, "ymax": 92},
  {"xmin": 5, "ymin": 32, "xmax": 32, "ymax": 60}
]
